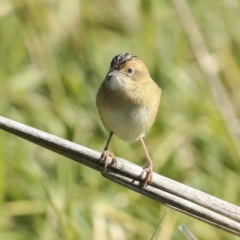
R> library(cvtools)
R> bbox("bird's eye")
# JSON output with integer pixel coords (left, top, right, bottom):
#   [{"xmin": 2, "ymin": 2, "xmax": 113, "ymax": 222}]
[{"xmin": 126, "ymin": 67, "xmax": 134, "ymax": 75}]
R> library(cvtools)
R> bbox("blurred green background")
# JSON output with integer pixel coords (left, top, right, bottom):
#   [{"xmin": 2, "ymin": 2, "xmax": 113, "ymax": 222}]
[{"xmin": 1, "ymin": 0, "xmax": 240, "ymax": 239}]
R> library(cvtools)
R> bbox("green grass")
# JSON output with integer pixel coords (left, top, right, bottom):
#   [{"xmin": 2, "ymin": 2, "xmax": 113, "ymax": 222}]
[{"xmin": 1, "ymin": 0, "xmax": 240, "ymax": 239}]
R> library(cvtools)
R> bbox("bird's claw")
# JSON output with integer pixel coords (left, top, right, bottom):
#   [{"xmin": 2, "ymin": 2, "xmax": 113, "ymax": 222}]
[
  {"xmin": 100, "ymin": 150, "xmax": 117, "ymax": 172},
  {"xmin": 139, "ymin": 166, "xmax": 153, "ymax": 189}
]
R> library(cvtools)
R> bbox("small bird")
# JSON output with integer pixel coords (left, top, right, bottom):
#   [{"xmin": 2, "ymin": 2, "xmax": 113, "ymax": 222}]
[{"xmin": 96, "ymin": 53, "xmax": 161, "ymax": 188}]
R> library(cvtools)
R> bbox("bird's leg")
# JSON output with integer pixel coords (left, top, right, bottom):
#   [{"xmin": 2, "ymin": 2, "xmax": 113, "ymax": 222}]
[
  {"xmin": 100, "ymin": 132, "xmax": 117, "ymax": 171},
  {"xmin": 139, "ymin": 137, "xmax": 153, "ymax": 189}
]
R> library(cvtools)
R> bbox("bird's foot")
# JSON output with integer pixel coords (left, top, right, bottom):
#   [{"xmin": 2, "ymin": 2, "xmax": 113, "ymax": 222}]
[
  {"xmin": 100, "ymin": 150, "xmax": 117, "ymax": 172},
  {"xmin": 139, "ymin": 165, "xmax": 153, "ymax": 189}
]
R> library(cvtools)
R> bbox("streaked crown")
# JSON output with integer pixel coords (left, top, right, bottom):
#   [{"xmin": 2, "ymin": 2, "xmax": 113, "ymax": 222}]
[{"xmin": 110, "ymin": 53, "xmax": 139, "ymax": 71}]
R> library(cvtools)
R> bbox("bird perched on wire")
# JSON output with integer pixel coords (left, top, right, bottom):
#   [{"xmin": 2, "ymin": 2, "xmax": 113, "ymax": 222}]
[{"xmin": 96, "ymin": 53, "xmax": 161, "ymax": 188}]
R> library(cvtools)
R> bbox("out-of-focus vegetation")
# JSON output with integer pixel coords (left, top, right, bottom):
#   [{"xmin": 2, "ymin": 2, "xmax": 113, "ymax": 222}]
[{"xmin": 0, "ymin": 0, "xmax": 240, "ymax": 239}]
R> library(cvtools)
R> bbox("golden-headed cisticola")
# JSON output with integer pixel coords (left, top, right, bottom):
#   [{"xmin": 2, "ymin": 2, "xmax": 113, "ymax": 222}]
[{"xmin": 96, "ymin": 53, "xmax": 161, "ymax": 188}]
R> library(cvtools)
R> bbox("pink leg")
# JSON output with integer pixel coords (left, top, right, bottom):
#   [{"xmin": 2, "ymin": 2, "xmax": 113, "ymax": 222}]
[
  {"xmin": 100, "ymin": 132, "xmax": 117, "ymax": 171},
  {"xmin": 139, "ymin": 137, "xmax": 153, "ymax": 189}
]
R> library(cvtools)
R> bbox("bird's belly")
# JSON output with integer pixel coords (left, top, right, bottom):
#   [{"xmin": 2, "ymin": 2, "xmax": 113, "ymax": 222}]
[{"xmin": 102, "ymin": 105, "xmax": 150, "ymax": 142}]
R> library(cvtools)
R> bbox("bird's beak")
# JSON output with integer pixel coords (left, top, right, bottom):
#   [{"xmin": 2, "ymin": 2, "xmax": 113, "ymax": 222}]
[{"xmin": 107, "ymin": 70, "xmax": 119, "ymax": 77}]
